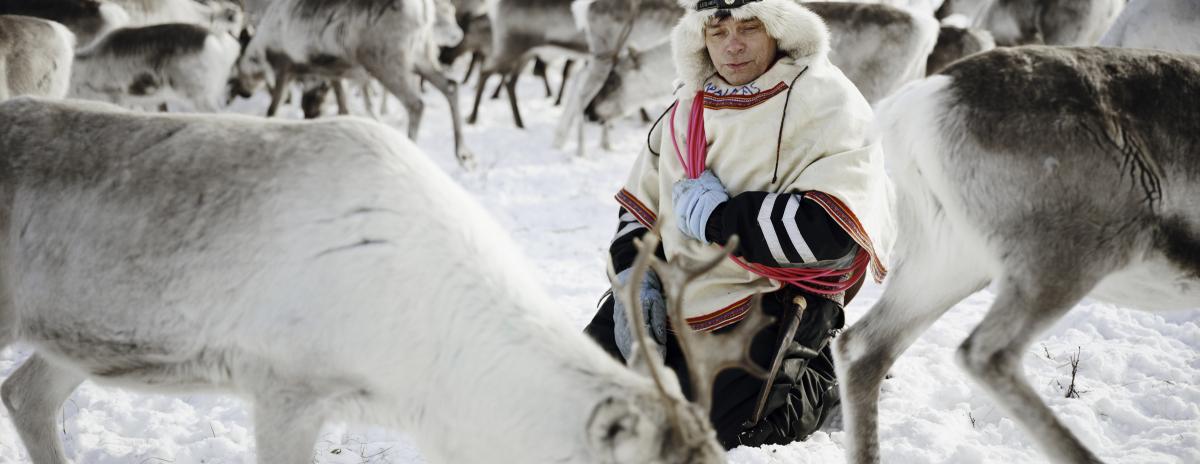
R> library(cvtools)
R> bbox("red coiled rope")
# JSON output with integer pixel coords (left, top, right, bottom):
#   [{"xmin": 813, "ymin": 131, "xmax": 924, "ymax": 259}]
[{"xmin": 670, "ymin": 91, "xmax": 867, "ymax": 295}]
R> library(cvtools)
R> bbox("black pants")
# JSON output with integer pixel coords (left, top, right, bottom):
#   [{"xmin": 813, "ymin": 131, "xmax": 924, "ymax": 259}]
[{"xmin": 584, "ymin": 286, "xmax": 844, "ymax": 449}]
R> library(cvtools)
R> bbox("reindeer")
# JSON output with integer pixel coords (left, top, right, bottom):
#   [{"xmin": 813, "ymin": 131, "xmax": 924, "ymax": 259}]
[
  {"xmin": 70, "ymin": 22, "xmax": 243, "ymax": 112},
  {"xmin": 1099, "ymin": 0, "xmax": 1200, "ymax": 55},
  {"xmin": 549, "ymin": 0, "xmax": 683, "ymax": 152},
  {"xmin": 583, "ymin": 2, "xmax": 938, "ymax": 125},
  {"xmin": 0, "ymin": 96, "xmax": 788, "ymax": 463},
  {"xmin": 0, "ymin": 0, "xmax": 128, "ymax": 48},
  {"xmin": 976, "ymin": 0, "xmax": 1124, "ymax": 46},
  {"xmin": 835, "ymin": 46, "xmax": 1200, "ymax": 464},
  {"xmin": 0, "ymin": 15, "xmax": 75, "ymax": 101},
  {"xmin": 235, "ymin": 0, "xmax": 473, "ymax": 167},
  {"xmin": 925, "ymin": 24, "xmax": 994, "ymax": 74}
]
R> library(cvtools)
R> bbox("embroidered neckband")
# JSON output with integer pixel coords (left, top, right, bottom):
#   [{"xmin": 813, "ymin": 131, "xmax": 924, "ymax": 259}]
[{"xmin": 696, "ymin": 0, "xmax": 762, "ymax": 11}]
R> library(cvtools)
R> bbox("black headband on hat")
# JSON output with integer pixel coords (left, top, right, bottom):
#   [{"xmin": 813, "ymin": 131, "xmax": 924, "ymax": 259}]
[{"xmin": 696, "ymin": 0, "xmax": 763, "ymax": 11}]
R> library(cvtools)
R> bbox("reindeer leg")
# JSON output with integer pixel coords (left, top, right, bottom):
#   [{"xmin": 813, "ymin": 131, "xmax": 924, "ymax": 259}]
[
  {"xmin": 468, "ymin": 70, "xmax": 491, "ymax": 125},
  {"xmin": 1, "ymin": 355, "xmax": 85, "ymax": 464},
  {"xmin": 834, "ymin": 237, "xmax": 989, "ymax": 464},
  {"xmin": 957, "ymin": 274, "xmax": 1106, "ymax": 464},
  {"xmin": 489, "ymin": 75, "xmax": 504, "ymax": 100},
  {"xmin": 462, "ymin": 52, "xmax": 480, "ymax": 84},
  {"xmin": 533, "ymin": 57, "xmax": 552, "ymax": 97},
  {"xmin": 363, "ymin": 56, "xmax": 423, "ymax": 141},
  {"xmin": 416, "ymin": 64, "xmax": 475, "ymax": 169},
  {"xmin": 555, "ymin": 59, "xmax": 575, "ymax": 106},
  {"xmin": 252, "ymin": 388, "xmax": 326, "ymax": 464},
  {"xmin": 266, "ymin": 63, "xmax": 291, "ymax": 117},
  {"xmin": 505, "ymin": 70, "xmax": 524, "ymax": 129},
  {"xmin": 332, "ymin": 80, "xmax": 349, "ymax": 115}
]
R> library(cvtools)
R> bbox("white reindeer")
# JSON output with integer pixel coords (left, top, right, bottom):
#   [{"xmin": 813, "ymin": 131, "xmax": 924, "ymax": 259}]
[
  {"xmin": 1099, "ymin": 0, "xmax": 1200, "ymax": 55},
  {"xmin": 0, "ymin": 0, "xmax": 129, "ymax": 48},
  {"xmin": 835, "ymin": 46, "xmax": 1200, "ymax": 464},
  {"xmin": 0, "ymin": 96, "xmax": 762, "ymax": 463},
  {"xmin": 0, "ymin": 15, "xmax": 75, "ymax": 101},
  {"xmin": 977, "ymin": 0, "xmax": 1124, "ymax": 46},
  {"xmin": 236, "ymin": 0, "xmax": 473, "ymax": 167},
  {"xmin": 70, "ymin": 22, "xmax": 242, "ymax": 112},
  {"xmin": 583, "ymin": 2, "xmax": 938, "ymax": 124}
]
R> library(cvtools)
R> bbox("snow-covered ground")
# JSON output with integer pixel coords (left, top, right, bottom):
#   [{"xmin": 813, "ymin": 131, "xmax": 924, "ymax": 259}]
[{"xmin": 1, "ymin": 61, "xmax": 1197, "ymax": 463}]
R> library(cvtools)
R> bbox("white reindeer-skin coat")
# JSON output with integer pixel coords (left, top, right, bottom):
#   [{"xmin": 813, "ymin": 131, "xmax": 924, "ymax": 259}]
[
  {"xmin": 0, "ymin": 15, "xmax": 75, "ymax": 101},
  {"xmin": 0, "ymin": 98, "xmax": 718, "ymax": 463}
]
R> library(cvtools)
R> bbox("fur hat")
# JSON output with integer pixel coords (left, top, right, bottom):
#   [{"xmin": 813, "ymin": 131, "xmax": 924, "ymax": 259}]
[{"xmin": 672, "ymin": 0, "xmax": 831, "ymax": 93}]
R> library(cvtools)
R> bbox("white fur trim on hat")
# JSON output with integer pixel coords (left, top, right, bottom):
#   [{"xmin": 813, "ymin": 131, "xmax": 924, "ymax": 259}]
[{"xmin": 671, "ymin": 0, "xmax": 830, "ymax": 93}]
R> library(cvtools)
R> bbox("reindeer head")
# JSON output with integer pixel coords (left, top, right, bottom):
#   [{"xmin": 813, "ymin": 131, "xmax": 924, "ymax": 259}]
[
  {"xmin": 230, "ymin": 34, "xmax": 272, "ymax": 100},
  {"xmin": 584, "ymin": 44, "xmax": 676, "ymax": 124},
  {"xmin": 592, "ymin": 231, "xmax": 774, "ymax": 463}
]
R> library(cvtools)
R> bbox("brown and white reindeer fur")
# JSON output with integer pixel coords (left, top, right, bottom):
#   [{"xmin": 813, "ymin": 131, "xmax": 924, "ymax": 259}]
[
  {"xmin": 70, "ymin": 22, "xmax": 242, "ymax": 112},
  {"xmin": 0, "ymin": 97, "xmax": 727, "ymax": 464},
  {"xmin": 0, "ymin": 15, "xmax": 75, "ymax": 101},
  {"xmin": 1099, "ymin": 0, "xmax": 1200, "ymax": 55},
  {"xmin": 835, "ymin": 46, "xmax": 1200, "ymax": 464},
  {"xmin": 583, "ymin": 2, "xmax": 938, "ymax": 124},
  {"xmin": 977, "ymin": 0, "xmax": 1124, "ymax": 46},
  {"xmin": 236, "ymin": 0, "xmax": 473, "ymax": 167}
]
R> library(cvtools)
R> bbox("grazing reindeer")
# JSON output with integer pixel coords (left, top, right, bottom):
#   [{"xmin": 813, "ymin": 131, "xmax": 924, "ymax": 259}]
[
  {"xmin": 926, "ymin": 24, "xmax": 994, "ymax": 75},
  {"xmin": 835, "ymin": 46, "xmax": 1200, "ymax": 464},
  {"xmin": 1099, "ymin": 0, "xmax": 1200, "ymax": 55},
  {"xmin": 236, "ymin": 0, "xmax": 473, "ymax": 167},
  {"xmin": 0, "ymin": 15, "xmax": 75, "ymax": 101},
  {"xmin": 583, "ymin": 2, "xmax": 938, "ymax": 124},
  {"xmin": 0, "ymin": 0, "xmax": 128, "ymax": 48},
  {"xmin": 70, "ymin": 22, "xmax": 242, "ymax": 112},
  {"xmin": 550, "ymin": 0, "xmax": 683, "ymax": 151},
  {"xmin": 0, "ymin": 96, "xmax": 747, "ymax": 464},
  {"xmin": 977, "ymin": 0, "xmax": 1124, "ymax": 46}
]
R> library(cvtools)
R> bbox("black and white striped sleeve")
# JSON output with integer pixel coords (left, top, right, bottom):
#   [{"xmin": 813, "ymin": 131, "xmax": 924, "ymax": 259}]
[
  {"xmin": 704, "ymin": 191, "xmax": 857, "ymax": 266},
  {"xmin": 609, "ymin": 207, "xmax": 660, "ymax": 274}
]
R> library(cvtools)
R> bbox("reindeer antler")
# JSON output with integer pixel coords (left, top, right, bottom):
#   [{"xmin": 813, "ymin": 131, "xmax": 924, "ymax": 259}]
[
  {"xmin": 649, "ymin": 235, "xmax": 774, "ymax": 413},
  {"xmin": 610, "ymin": 227, "xmax": 775, "ymax": 415}
]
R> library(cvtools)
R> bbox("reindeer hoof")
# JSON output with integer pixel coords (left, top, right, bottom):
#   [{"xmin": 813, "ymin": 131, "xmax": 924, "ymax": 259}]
[{"xmin": 456, "ymin": 149, "xmax": 477, "ymax": 170}]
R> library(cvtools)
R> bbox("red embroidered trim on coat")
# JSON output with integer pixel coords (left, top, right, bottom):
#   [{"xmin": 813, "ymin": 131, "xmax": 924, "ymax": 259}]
[
  {"xmin": 615, "ymin": 189, "xmax": 657, "ymax": 228},
  {"xmin": 702, "ymin": 82, "xmax": 788, "ymax": 110},
  {"xmin": 685, "ymin": 296, "xmax": 754, "ymax": 332},
  {"xmin": 805, "ymin": 191, "xmax": 888, "ymax": 282}
]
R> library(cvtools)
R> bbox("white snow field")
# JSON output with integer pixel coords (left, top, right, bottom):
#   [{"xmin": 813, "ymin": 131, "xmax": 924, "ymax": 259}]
[{"xmin": 1, "ymin": 60, "xmax": 1197, "ymax": 463}]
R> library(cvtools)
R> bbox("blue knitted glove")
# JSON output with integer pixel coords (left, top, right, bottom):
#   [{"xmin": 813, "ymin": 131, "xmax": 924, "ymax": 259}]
[
  {"xmin": 673, "ymin": 170, "xmax": 729, "ymax": 243},
  {"xmin": 612, "ymin": 268, "xmax": 667, "ymax": 361}
]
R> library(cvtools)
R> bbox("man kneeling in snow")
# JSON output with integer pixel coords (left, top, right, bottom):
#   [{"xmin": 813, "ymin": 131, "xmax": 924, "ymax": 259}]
[{"xmin": 585, "ymin": 0, "xmax": 894, "ymax": 449}]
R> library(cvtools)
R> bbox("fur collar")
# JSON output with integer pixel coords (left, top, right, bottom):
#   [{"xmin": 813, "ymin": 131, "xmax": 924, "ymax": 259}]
[{"xmin": 671, "ymin": 0, "xmax": 830, "ymax": 94}]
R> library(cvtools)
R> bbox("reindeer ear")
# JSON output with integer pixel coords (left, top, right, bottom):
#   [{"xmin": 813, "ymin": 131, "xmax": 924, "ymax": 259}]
[{"xmin": 586, "ymin": 396, "xmax": 659, "ymax": 464}]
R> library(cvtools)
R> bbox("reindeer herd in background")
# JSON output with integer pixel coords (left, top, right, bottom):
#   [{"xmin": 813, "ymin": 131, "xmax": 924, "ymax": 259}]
[{"xmin": 0, "ymin": 0, "xmax": 1197, "ymax": 463}]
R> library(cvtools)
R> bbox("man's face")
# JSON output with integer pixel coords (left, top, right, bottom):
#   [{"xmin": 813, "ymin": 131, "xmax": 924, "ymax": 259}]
[{"xmin": 704, "ymin": 16, "xmax": 778, "ymax": 86}]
